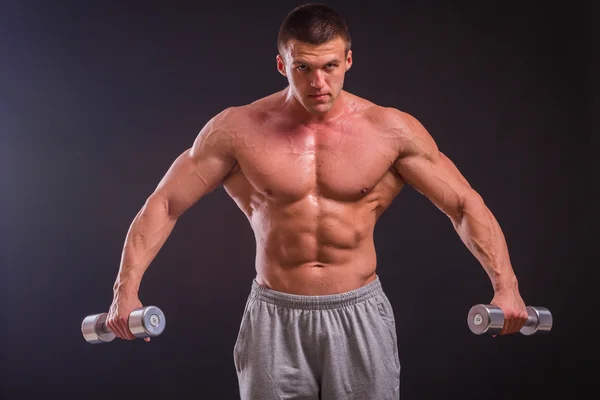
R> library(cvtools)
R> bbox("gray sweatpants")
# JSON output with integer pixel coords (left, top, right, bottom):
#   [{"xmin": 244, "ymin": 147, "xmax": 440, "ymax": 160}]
[{"xmin": 233, "ymin": 275, "xmax": 401, "ymax": 399}]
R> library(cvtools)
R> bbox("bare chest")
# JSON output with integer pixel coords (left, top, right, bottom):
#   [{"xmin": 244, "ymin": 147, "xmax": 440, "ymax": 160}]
[{"xmin": 235, "ymin": 124, "xmax": 399, "ymax": 200}]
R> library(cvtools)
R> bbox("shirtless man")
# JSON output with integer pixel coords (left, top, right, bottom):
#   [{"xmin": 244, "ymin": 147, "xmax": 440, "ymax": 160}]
[{"xmin": 106, "ymin": 4, "xmax": 528, "ymax": 399}]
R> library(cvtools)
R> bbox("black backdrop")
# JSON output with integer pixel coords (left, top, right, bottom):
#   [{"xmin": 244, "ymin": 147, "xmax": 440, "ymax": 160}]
[{"xmin": 1, "ymin": 1, "xmax": 593, "ymax": 399}]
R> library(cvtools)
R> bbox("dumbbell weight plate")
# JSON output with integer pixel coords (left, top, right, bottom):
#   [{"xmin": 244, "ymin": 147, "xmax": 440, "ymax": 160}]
[
  {"xmin": 467, "ymin": 304, "xmax": 504, "ymax": 335},
  {"xmin": 521, "ymin": 306, "xmax": 553, "ymax": 335},
  {"xmin": 81, "ymin": 313, "xmax": 116, "ymax": 344},
  {"xmin": 129, "ymin": 305, "xmax": 166, "ymax": 338}
]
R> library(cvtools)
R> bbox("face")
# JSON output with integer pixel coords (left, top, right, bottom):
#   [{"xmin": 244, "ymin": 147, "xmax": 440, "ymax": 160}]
[{"xmin": 277, "ymin": 37, "xmax": 352, "ymax": 116}]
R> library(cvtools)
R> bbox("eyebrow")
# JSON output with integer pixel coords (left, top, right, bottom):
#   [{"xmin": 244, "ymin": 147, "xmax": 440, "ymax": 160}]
[{"xmin": 292, "ymin": 58, "xmax": 341, "ymax": 66}]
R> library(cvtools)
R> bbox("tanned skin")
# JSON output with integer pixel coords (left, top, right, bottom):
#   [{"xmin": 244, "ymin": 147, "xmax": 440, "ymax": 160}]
[{"xmin": 106, "ymin": 37, "xmax": 528, "ymax": 341}]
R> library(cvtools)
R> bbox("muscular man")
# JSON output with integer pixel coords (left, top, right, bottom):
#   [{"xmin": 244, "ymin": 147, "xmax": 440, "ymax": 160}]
[{"xmin": 106, "ymin": 4, "xmax": 528, "ymax": 399}]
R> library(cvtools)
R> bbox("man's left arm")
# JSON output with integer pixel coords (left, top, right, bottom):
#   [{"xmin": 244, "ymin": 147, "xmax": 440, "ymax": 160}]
[{"xmin": 388, "ymin": 109, "xmax": 528, "ymax": 335}]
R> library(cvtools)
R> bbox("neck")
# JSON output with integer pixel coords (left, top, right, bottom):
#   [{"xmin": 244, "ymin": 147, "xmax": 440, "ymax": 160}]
[{"xmin": 281, "ymin": 87, "xmax": 347, "ymax": 125}]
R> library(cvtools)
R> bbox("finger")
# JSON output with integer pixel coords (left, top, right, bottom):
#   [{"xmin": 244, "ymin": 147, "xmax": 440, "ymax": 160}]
[
  {"xmin": 144, "ymin": 337, "xmax": 151, "ymax": 343},
  {"xmin": 499, "ymin": 318, "xmax": 509, "ymax": 335},
  {"xmin": 512, "ymin": 311, "xmax": 528, "ymax": 334},
  {"xmin": 508, "ymin": 312, "xmax": 526, "ymax": 334},
  {"xmin": 116, "ymin": 316, "xmax": 133, "ymax": 340},
  {"xmin": 506, "ymin": 316, "xmax": 519, "ymax": 334},
  {"xmin": 517, "ymin": 311, "xmax": 529, "ymax": 333},
  {"xmin": 113, "ymin": 321, "xmax": 128, "ymax": 340},
  {"xmin": 120, "ymin": 317, "xmax": 137, "ymax": 340},
  {"xmin": 502, "ymin": 311, "xmax": 517, "ymax": 334},
  {"xmin": 106, "ymin": 319, "xmax": 125, "ymax": 339},
  {"xmin": 126, "ymin": 327, "xmax": 137, "ymax": 341}
]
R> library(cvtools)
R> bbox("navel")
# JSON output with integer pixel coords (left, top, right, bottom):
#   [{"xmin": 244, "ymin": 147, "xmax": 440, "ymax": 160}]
[
  {"xmin": 360, "ymin": 187, "xmax": 371, "ymax": 195},
  {"xmin": 264, "ymin": 188, "xmax": 273, "ymax": 196}
]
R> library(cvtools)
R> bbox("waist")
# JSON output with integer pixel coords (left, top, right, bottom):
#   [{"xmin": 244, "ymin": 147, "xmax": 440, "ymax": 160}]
[
  {"xmin": 250, "ymin": 273, "xmax": 383, "ymax": 310},
  {"xmin": 255, "ymin": 261, "xmax": 378, "ymax": 296}
]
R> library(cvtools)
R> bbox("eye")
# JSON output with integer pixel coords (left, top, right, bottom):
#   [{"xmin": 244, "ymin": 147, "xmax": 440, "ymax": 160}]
[
  {"xmin": 325, "ymin": 63, "xmax": 338, "ymax": 70},
  {"xmin": 296, "ymin": 65, "xmax": 308, "ymax": 71}
]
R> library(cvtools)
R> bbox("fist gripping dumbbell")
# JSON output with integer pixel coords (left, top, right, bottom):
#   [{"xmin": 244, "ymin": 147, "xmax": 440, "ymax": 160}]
[
  {"xmin": 81, "ymin": 305, "xmax": 166, "ymax": 344},
  {"xmin": 467, "ymin": 304, "xmax": 552, "ymax": 335}
]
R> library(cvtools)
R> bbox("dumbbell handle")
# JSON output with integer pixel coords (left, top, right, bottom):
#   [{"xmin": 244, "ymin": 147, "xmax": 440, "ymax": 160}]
[
  {"xmin": 98, "ymin": 322, "xmax": 112, "ymax": 333},
  {"xmin": 522, "ymin": 315, "xmax": 538, "ymax": 328}
]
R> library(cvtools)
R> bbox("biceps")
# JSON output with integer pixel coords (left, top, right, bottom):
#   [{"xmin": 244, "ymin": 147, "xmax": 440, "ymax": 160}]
[
  {"xmin": 395, "ymin": 151, "xmax": 472, "ymax": 219},
  {"xmin": 153, "ymin": 148, "xmax": 236, "ymax": 218}
]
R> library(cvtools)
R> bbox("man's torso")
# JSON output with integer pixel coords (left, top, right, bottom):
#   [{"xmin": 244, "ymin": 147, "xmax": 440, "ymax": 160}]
[{"xmin": 219, "ymin": 91, "xmax": 406, "ymax": 295}]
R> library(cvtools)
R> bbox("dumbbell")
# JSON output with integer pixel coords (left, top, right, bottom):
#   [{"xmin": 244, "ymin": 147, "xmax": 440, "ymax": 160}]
[
  {"xmin": 81, "ymin": 305, "xmax": 166, "ymax": 344},
  {"xmin": 467, "ymin": 304, "xmax": 552, "ymax": 335}
]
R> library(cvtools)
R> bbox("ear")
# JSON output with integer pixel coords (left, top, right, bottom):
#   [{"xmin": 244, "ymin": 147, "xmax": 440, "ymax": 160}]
[
  {"xmin": 276, "ymin": 54, "xmax": 287, "ymax": 77},
  {"xmin": 345, "ymin": 49, "xmax": 353, "ymax": 71}
]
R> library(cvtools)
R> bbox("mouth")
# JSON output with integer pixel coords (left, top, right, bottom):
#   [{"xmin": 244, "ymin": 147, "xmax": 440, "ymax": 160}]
[{"xmin": 309, "ymin": 94, "xmax": 329, "ymax": 100}]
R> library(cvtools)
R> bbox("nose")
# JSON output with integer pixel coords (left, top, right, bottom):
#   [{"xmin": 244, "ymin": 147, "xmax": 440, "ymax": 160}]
[{"xmin": 310, "ymin": 70, "xmax": 325, "ymax": 89}]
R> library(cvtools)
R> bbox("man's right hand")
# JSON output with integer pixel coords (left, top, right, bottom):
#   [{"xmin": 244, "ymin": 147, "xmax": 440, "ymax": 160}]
[{"xmin": 106, "ymin": 293, "xmax": 151, "ymax": 342}]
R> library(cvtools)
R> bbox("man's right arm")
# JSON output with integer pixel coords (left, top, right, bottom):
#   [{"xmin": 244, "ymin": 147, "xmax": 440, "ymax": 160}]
[{"xmin": 107, "ymin": 108, "xmax": 238, "ymax": 338}]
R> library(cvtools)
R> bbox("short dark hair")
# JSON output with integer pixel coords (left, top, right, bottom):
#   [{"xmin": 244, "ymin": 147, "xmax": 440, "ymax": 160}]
[{"xmin": 277, "ymin": 3, "xmax": 351, "ymax": 55}]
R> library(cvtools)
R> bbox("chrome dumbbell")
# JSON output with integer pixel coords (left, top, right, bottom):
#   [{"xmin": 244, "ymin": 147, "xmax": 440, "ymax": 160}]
[
  {"xmin": 467, "ymin": 304, "xmax": 552, "ymax": 335},
  {"xmin": 81, "ymin": 305, "xmax": 166, "ymax": 344}
]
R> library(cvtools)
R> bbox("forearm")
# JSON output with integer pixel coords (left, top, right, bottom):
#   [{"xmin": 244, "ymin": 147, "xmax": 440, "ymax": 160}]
[
  {"xmin": 114, "ymin": 195, "xmax": 177, "ymax": 295},
  {"xmin": 453, "ymin": 192, "xmax": 518, "ymax": 293}
]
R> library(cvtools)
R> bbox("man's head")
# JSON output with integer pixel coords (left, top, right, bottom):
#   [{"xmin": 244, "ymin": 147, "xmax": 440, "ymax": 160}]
[{"xmin": 276, "ymin": 4, "xmax": 352, "ymax": 116}]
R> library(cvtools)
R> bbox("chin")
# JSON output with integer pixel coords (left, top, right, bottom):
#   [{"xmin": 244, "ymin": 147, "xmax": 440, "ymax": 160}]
[
  {"xmin": 305, "ymin": 102, "xmax": 333, "ymax": 115},
  {"xmin": 308, "ymin": 108, "xmax": 330, "ymax": 116}
]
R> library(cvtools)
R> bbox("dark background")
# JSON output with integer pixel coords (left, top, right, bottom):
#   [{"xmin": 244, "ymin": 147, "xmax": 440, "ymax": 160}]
[{"xmin": 1, "ymin": 1, "xmax": 593, "ymax": 399}]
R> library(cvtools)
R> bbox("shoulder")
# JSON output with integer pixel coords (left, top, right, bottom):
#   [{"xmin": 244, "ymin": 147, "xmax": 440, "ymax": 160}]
[
  {"xmin": 340, "ymin": 91, "xmax": 414, "ymax": 129},
  {"xmin": 357, "ymin": 100, "xmax": 438, "ymax": 160},
  {"xmin": 361, "ymin": 104, "xmax": 419, "ymax": 135},
  {"xmin": 202, "ymin": 105, "xmax": 247, "ymax": 132},
  {"xmin": 376, "ymin": 104, "xmax": 431, "ymax": 132},
  {"xmin": 206, "ymin": 91, "xmax": 282, "ymax": 131},
  {"xmin": 190, "ymin": 106, "xmax": 245, "ymax": 157},
  {"xmin": 191, "ymin": 92, "xmax": 282, "ymax": 153},
  {"xmin": 195, "ymin": 96, "xmax": 265, "ymax": 142}
]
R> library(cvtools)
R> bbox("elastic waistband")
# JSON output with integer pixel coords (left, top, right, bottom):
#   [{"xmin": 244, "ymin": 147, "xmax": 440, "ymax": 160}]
[{"xmin": 249, "ymin": 275, "xmax": 384, "ymax": 310}]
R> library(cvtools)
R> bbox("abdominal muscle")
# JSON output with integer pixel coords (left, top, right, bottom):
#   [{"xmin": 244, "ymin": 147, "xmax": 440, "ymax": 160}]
[{"xmin": 251, "ymin": 195, "xmax": 379, "ymax": 295}]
